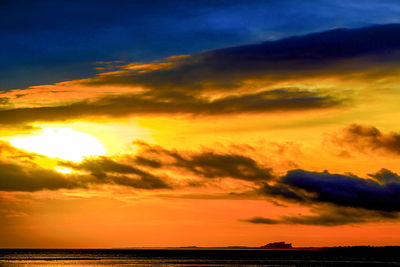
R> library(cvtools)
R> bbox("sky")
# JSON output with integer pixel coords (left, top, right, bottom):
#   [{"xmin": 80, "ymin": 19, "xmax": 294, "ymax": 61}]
[{"xmin": 2, "ymin": 0, "xmax": 400, "ymax": 248}]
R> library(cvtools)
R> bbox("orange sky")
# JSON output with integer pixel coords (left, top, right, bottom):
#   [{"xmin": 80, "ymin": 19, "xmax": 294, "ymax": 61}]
[{"xmin": 2, "ymin": 23, "xmax": 400, "ymax": 248}]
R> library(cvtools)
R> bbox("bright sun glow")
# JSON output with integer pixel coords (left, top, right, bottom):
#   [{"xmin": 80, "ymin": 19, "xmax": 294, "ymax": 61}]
[
  {"xmin": 55, "ymin": 166, "xmax": 72, "ymax": 174},
  {"xmin": 9, "ymin": 127, "xmax": 106, "ymax": 162}
]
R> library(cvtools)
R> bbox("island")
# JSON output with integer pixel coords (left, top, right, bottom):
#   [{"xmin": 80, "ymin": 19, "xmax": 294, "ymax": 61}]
[{"xmin": 260, "ymin": 241, "xmax": 293, "ymax": 249}]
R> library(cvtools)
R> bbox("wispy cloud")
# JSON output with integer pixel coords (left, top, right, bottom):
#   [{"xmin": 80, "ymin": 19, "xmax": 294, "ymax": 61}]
[
  {"xmin": 244, "ymin": 207, "xmax": 399, "ymax": 226},
  {"xmin": 0, "ymin": 88, "xmax": 342, "ymax": 125},
  {"xmin": 332, "ymin": 124, "xmax": 400, "ymax": 156}
]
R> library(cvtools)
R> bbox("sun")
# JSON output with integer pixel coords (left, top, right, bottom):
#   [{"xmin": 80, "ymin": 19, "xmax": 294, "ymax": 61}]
[
  {"xmin": 54, "ymin": 166, "xmax": 73, "ymax": 174},
  {"xmin": 9, "ymin": 127, "xmax": 106, "ymax": 162}
]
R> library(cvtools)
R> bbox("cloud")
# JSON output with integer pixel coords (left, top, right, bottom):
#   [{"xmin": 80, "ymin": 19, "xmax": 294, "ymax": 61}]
[
  {"xmin": 2, "ymin": 135, "xmax": 400, "ymax": 229},
  {"xmin": 0, "ymin": 140, "xmax": 274, "ymax": 192},
  {"xmin": 4, "ymin": 24, "xmax": 400, "ymax": 125},
  {"xmin": 62, "ymin": 157, "xmax": 171, "ymax": 190},
  {"xmin": 10, "ymin": 24, "xmax": 387, "ymax": 125},
  {"xmin": 0, "ymin": 161, "xmax": 87, "ymax": 192},
  {"xmin": 0, "ymin": 141, "xmax": 40, "ymax": 160},
  {"xmin": 66, "ymin": 157, "xmax": 152, "ymax": 179},
  {"xmin": 130, "ymin": 142, "xmax": 400, "ymax": 225},
  {"xmin": 0, "ymin": 88, "xmax": 341, "ymax": 125},
  {"xmin": 170, "ymin": 152, "xmax": 273, "ymax": 181},
  {"xmin": 261, "ymin": 169, "xmax": 400, "ymax": 212},
  {"xmin": 243, "ymin": 207, "xmax": 399, "ymax": 226},
  {"xmin": 13, "ymin": 24, "xmax": 400, "ymax": 125},
  {"xmin": 2, "ymin": 24, "xmax": 400, "ymax": 127},
  {"xmin": 0, "ymin": 158, "xmax": 171, "ymax": 192},
  {"xmin": 0, "ymin": 143, "xmax": 85, "ymax": 192},
  {"xmin": 2, "ymin": 138, "xmax": 400, "ymax": 227},
  {"xmin": 0, "ymin": 141, "xmax": 171, "ymax": 191},
  {"xmin": 50, "ymin": 143, "xmax": 274, "ymax": 193},
  {"xmin": 3, "ymin": 0, "xmax": 400, "ymax": 91},
  {"xmin": 332, "ymin": 124, "xmax": 400, "ymax": 156},
  {"xmin": 258, "ymin": 182, "xmax": 304, "ymax": 202},
  {"xmin": 368, "ymin": 168, "xmax": 400, "ymax": 184},
  {"xmin": 82, "ymin": 24, "xmax": 400, "ymax": 91},
  {"xmin": 129, "ymin": 142, "xmax": 274, "ymax": 182}
]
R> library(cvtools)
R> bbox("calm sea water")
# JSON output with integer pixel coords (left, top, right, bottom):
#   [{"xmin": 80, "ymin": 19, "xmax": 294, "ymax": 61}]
[{"xmin": 1, "ymin": 248, "xmax": 400, "ymax": 266}]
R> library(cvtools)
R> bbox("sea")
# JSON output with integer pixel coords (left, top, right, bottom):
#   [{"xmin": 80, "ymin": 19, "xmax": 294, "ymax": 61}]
[{"xmin": 1, "ymin": 247, "xmax": 400, "ymax": 266}]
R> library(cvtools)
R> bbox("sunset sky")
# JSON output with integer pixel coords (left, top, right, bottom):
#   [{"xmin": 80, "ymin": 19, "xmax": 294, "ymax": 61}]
[{"xmin": 2, "ymin": 0, "xmax": 400, "ymax": 248}]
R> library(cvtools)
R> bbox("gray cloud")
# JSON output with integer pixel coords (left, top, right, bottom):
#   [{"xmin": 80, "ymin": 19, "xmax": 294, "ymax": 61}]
[
  {"xmin": 3, "ymin": 25, "xmax": 400, "ymax": 125},
  {"xmin": 130, "ymin": 143, "xmax": 274, "ymax": 182},
  {"xmin": 0, "ymin": 88, "xmax": 341, "ymax": 125},
  {"xmin": 0, "ymin": 141, "xmax": 274, "ymax": 192},
  {"xmin": 0, "ymin": 157, "xmax": 172, "ymax": 192},
  {"xmin": 0, "ymin": 141, "xmax": 172, "ymax": 191},
  {"xmin": 4, "ymin": 135, "xmax": 400, "ymax": 229},
  {"xmin": 0, "ymin": 161, "xmax": 88, "ymax": 192},
  {"xmin": 11, "ymin": 24, "xmax": 399, "ymax": 125},
  {"xmin": 368, "ymin": 168, "xmax": 400, "ymax": 184},
  {"xmin": 83, "ymin": 24, "xmax": 400, "ymax": 91},
  {"xmin": 244, "ymin": 207, "xmax": 399, "ymax": 226},
  {"xmin": 333, "ymin": 124, "xmax": 400, "ymax": 156},
  {"xmin": 260, "ymin": 169, "xmax": 400, "ymax": 212},
  {"xmin": 62, "ymin": 157, "xmax": 171, "ymax": 190}
]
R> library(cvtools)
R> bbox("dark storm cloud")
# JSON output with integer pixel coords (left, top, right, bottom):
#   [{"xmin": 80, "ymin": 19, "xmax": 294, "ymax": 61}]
[
  {"xmin": 262, "ymin": 169, "xmax": 400, "ymax": 212},
  {"xmin": 333, "ymin": 124, "xmax": 400, "ymax": 156},
  {"xmin": 244, "ymin": 207, "xmax": 399, "ymax": 226},
  {"xmin": 83, "ymin": 24, "xmax": 400, "ymax": 91},
  {"xmin": 0, "ymin": 89, "xmax": 340, "ymax": 125}
]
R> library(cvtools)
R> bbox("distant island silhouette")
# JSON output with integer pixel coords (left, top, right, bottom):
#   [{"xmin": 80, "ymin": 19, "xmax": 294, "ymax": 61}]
[
  {"xmin": 260, "ymin": 241, "xmax": 293, "ymax": 249},
  {"xmin": 119, "ymin": 243, "xmax": 400, "ymax": 252}
]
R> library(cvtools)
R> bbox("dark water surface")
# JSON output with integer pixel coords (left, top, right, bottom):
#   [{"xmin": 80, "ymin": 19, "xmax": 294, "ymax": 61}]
[{"xmin": 1, "ymin": 248, "xmax": 400, "ymax": 266}]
